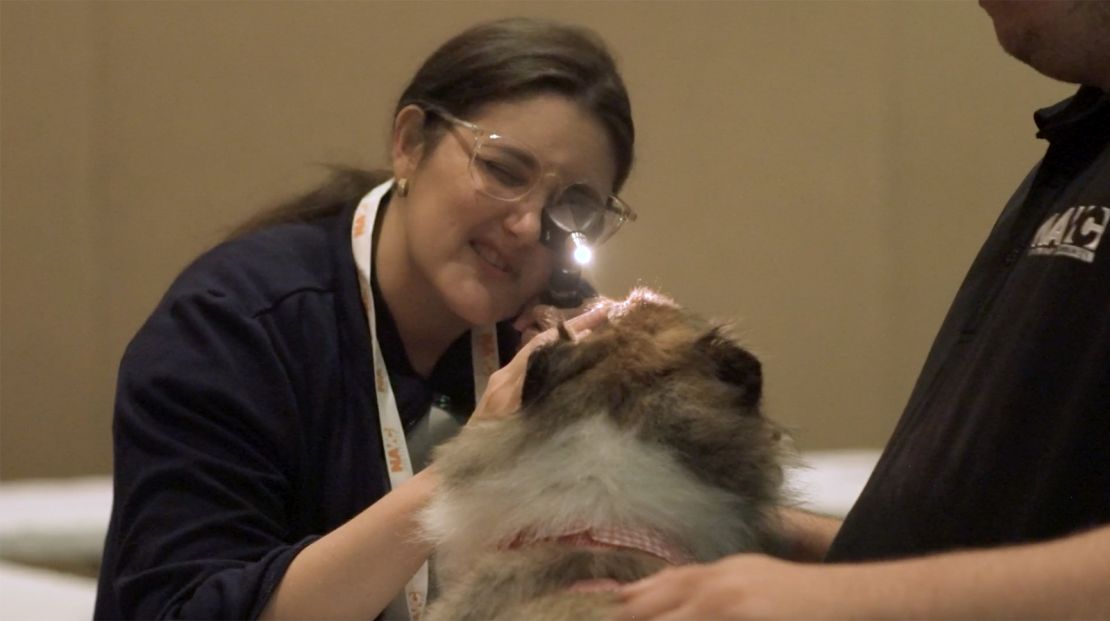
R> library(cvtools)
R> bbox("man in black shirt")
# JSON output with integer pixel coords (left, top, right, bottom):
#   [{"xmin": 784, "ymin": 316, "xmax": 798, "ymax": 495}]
[{"xmin": 614, "ymin": 2, "xmax": 1110, "ymax": 618}]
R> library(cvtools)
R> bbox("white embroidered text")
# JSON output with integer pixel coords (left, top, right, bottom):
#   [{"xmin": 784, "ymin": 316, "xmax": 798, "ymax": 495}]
[{"xmin": 1029, "ymin": 204, "xmax": 1108, "ymax": 263}]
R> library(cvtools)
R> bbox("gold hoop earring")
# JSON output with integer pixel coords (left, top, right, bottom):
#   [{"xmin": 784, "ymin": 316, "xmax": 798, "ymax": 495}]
[{"xmin": 396, "ymin": 178, "xmax": 409, "ymax": 197}]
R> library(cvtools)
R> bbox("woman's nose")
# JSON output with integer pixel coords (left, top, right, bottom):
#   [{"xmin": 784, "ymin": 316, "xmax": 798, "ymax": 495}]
[
  {"xmin": 503, "ymin": 174, "xmax": 560, "ymax": 242},
  {"xmin": 502, "ymin": 194, "xmax": 545, "ymax": 242}
]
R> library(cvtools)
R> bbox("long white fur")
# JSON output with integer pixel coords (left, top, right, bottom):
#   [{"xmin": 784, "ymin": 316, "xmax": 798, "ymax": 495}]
[{"xmin": 420, "ymin": 413, "xmax": 762, "ymax": 584}]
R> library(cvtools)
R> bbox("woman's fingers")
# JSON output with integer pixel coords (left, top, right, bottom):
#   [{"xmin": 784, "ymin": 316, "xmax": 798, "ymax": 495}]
[
  {"xmin": 470, "ymin": 304, "xmax": 610, "ymax": 425},
  {"xmin": 514, "ymin": 297, "xmax": 612, "ymax": 345},
  {"xmin": 515, "ymin": 304, "xmax": 608, "ymax": 359},
  {"xmin": 563, "ymin": 302, "xmax": 610, "ymax": 336},
  {"xmin": 512, "ymin": 303, "xmax": 558, "ymax": 336}
]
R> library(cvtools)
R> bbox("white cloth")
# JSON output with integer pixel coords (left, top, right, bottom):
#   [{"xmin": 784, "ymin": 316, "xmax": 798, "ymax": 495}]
[
  {"xmin": 0, "ymin": 477, "xmax": 112, "ymax": 564},
  {"xmin": 0, "ymin": 560, "xmax": 97, "ymax": 620},
  {"xmin": 785, "ymin": 449, "xmax": 879, "ymax": 517}
]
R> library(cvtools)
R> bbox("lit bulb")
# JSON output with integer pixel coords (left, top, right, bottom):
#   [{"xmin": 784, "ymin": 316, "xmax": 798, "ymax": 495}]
[{"xmin": 570, "ymin": 232, "xmax": 593, "ymax": 265}]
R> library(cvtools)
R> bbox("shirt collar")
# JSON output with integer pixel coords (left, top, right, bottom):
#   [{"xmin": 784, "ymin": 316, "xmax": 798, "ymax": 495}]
[{"xmin": 1034, "ymin": 85, "xmax": 1110, "ymax": 142}]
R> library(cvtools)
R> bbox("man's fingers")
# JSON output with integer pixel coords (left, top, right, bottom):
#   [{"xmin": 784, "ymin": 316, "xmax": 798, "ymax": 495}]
[
  {"xmin": 612, "ymin": 580, "xmax": 686, "ymax": 620},
  {"xmin": 616, "ymin": 566, "xmax": 686, "ymax": 600}
]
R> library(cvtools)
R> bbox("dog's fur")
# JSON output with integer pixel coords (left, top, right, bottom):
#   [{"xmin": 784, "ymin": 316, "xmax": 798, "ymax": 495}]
[{"xmin": 420, "ymin": 289, "xmax": 787, "ymax": 621}]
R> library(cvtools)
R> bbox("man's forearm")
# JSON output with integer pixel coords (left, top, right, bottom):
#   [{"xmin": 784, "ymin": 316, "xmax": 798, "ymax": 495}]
[
  {"xmin": 855, "ymin": 523, "xmax": 1110, "ymax": 619},
  {"xmin": 775, "ymin": 506, "xmax": 843, "ymax": 562}
]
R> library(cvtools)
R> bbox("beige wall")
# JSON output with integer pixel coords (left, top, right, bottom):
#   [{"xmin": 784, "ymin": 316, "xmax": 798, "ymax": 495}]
[{"xmin": 0, "ymin": 1, "xmax": 1072, "ymax": 480}]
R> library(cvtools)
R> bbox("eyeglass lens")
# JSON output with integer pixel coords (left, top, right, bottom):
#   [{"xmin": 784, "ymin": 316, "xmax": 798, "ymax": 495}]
[
  {"xmin": 469, "ymin": 135, "xmax": 622, "ymax": 243},
  {"xmin": 548, "ymin": 183, "xmax": 608, "ymax": 240},
  {"xmin": 470, "ymin": 134, "xmax": 540, "ymax": 199}
]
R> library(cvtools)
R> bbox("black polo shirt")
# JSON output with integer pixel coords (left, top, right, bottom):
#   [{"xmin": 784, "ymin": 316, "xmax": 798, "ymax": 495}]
[{"xmin": 827, "ymin": 87, "xmax": 1110, "ymax": 562}]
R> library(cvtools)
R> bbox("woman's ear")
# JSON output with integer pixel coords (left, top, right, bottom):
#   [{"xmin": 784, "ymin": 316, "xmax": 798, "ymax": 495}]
[{"xmin": 391, "ymin": 104, "xmax": 428, "ymax": 182}]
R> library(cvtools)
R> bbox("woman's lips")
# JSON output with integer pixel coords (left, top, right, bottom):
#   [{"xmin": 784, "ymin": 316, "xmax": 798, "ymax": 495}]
[{"xmin": 471, "ymin": 241, "xmax": 515, "ymax": 277}]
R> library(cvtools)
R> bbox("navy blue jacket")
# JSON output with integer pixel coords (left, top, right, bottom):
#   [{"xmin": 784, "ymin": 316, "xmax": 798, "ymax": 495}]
[{"xmin": 94, "ymin": 196, "xmax": 519, "ymax": 619}]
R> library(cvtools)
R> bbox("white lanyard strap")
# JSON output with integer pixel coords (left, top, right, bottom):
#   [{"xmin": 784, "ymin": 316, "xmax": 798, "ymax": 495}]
[{"xmin": 351, "ymin": 179, "xmax": 499, "ymax": 621}]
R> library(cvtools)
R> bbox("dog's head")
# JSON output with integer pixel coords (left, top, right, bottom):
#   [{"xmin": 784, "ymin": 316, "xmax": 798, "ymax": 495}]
[
  {"xmin": 423, "ymin": 288, "xmax": 785, "ymax": 574},
  {"xmin": 518, "ymin": 288, "xmax": 778, "ymax": 500}
]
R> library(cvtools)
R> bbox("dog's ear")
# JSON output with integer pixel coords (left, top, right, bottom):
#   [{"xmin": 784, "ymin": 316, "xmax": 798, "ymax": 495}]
[
  {"xmin": 695, "ymin": 327, "xmax": 762, "ymax": 409},
  {"xmin": 520, "ymin": 323, "xmax": 576, "ymax": 408},
  {"xmin": 521, "ymin": 344, "xmax": 554, "ymax": 408}
]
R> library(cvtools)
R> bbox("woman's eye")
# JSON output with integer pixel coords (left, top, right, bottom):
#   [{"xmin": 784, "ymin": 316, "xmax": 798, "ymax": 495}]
[{"xmin": 478, "ymin": 157, "xmax": 530, "ymax": 188}]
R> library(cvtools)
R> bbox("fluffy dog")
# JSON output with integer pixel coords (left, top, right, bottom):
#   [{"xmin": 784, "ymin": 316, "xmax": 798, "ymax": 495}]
[{"xmin": 420, "ymin": 289, "xmax": 787, "ymax": 621}]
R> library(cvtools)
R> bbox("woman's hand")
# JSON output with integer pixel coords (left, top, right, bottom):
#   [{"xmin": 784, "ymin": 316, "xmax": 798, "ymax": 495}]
[
  {"xmin": 512, "ymin": 298, "xmax": 610, "ymax": 345},
  {"xmin": 469, "ymin": 303, "xmax": 610, "ymax": 425}
]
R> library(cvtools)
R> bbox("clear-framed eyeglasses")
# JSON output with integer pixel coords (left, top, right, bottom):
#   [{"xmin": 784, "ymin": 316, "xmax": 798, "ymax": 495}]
[{"xmin": 421, "ymin": 104, "xmax": 636, "ymax": 245}]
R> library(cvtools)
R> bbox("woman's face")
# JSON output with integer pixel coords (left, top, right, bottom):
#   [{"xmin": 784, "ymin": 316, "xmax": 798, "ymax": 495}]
[{"xmin": 393, "ymin": 94, "xmax": 618, "ymax": 326}]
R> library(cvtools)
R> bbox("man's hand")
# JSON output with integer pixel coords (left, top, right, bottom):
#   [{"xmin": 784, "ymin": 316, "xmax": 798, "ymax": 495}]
[
  {"xmin": 612, "ymin": 554, "xmax": 861, "ymax": 621},
  {"xmin": 613, "ymin": 524, "xmax": 1110, "ymax": 620}
]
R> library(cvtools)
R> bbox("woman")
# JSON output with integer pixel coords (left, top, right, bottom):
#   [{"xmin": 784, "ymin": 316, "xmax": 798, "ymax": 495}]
[{"xmin": 94, "ymin": 17, "xmax": 635, "ymax": 620}]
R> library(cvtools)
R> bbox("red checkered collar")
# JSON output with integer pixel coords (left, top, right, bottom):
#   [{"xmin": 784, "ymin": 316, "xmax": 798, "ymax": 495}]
[{"xmin": 504, "ymin": 524, "xmax": 694, "ymax": 566}]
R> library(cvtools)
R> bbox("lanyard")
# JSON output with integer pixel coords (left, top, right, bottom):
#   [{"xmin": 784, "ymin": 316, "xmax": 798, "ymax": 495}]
[{"xmin": 351, "ymin": 179, "xmax": 499, "ymax": 621}]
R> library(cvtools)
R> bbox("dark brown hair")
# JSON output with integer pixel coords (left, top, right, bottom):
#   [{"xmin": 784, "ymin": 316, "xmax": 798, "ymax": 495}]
[{"xmin": 229, "ymin": 17, "xmax": 634, "ymax": 239}]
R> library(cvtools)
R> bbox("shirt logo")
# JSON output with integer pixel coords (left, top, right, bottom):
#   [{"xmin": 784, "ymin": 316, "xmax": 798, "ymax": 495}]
[{"xmin": 1028, "ymin": 204, "xmax": 1108, "ymax": 263}]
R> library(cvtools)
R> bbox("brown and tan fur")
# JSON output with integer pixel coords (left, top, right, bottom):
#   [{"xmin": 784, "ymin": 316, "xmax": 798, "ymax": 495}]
[{"xmin": 420, "ymin": 289, "xmax": 787, "ymax": 621}]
